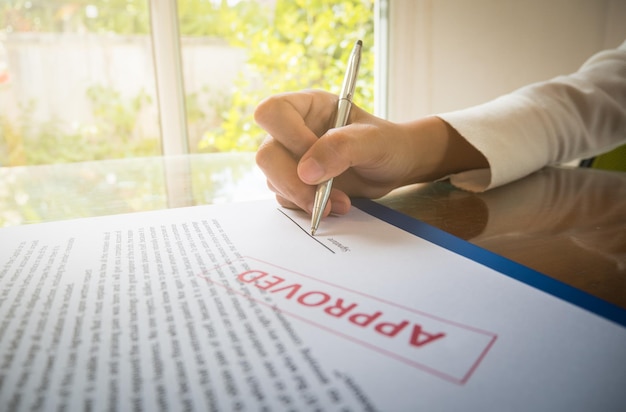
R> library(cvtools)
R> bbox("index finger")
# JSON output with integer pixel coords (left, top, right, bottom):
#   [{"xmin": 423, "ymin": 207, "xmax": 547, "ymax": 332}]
[{"xmin": 254, "ymin": 90, "xmax": 338, "ymax": 157}]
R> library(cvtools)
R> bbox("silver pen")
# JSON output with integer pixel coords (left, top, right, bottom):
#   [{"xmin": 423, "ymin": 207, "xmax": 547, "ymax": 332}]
[{"xmin": 310, "ymin": 40, "xmax": 362, "ymax": 236}]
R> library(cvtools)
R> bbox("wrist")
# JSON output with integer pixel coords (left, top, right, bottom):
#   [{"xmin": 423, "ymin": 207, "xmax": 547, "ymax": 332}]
[{"xmin": 403, "ymin": 116, "xmax": 488, "ymax": 184}]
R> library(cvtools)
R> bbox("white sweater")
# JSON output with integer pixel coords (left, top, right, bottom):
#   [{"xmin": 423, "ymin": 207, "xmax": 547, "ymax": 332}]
[{"xmin": 438, "ymin": 40, "xmax": 626, "ymax": 192}]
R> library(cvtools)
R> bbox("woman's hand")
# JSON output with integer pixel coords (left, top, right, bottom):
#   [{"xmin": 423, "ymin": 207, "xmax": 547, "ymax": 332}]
[{"xmin": 254, "ymin": 89, "xmax": 487, "ymax": 216}]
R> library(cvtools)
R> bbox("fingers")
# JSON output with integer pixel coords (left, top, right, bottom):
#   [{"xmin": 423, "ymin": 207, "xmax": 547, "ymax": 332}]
[
  {"xmin": 257, "ymin": 136, "xmax": 352, "ymax": 216},
  {"xmin": 254, "ymin": 90, "xmax": 374, "ymax": 216},
  {"xmin": 254, "ymin": 90, "xmax": 337, "ymax": 157},
  {"xmin": 297, "ymin": 108, "xmax": 393, "ymax": 186},
  {"xmin": 256, "ymin": 135, "xmax": 316, "ymax": 212},
  {"xmin": 255, "ymin": 90, "xmax": 352, "ymax": 216},
  {"xmin": 327, "ymin": 190, "xmax": 352, "ymax": 215}
]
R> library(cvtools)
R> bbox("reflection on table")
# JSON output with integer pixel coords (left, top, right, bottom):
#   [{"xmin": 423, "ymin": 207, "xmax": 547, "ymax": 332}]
[
  {"xmin": 379, "ymin": 166, "xmax": 626, "ymax": 309},
  {"xmin": 0, "ymin": 153, "xmax": 271, "ymax": 227},
  {"xmin": 2, "ymin": 155, "xmax": 624, "ymax": 308}
]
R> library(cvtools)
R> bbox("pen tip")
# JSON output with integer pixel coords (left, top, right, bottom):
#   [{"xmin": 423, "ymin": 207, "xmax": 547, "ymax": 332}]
[
  {"xmin": 356, "ymin": 39, "xmax": 362, "ymax": 46},
  {"xmin": 311, "ymin": 228, "xmax": 316, "ymax": 236}
]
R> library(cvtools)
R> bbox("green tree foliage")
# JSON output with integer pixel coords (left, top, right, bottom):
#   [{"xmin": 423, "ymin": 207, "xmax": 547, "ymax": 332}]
[
  {"xmin": 0, "ymin": 0, "xmax": 374, "ymax": 164},
  {"xmin": 200, "ymin": 0, "xmax": 375, "ymax": 152},
  {"xmin": 1, "ymin": 0, "xmax": 150, "ymax": 33},
  {"xmin": 1, "ymin": 0, "xmax": 267, "ymax": 37},
  {"xmin": 0, "ymin": 88, "xmax": 158, "ymax": 165}
]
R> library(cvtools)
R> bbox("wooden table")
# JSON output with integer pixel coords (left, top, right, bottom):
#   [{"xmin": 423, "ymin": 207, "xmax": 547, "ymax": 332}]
[
  {"xmin": 2, "ymin": 155, "xmax": 624, "ymax": 308},
  {"xmin": 379, "ymin": 166, "xmax": 626, "ymax": 309}
]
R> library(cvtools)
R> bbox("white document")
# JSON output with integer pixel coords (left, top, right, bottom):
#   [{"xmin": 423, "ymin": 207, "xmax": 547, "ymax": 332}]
[{"xmin": 1, "ymin": 199, "xmax": 625, "ymax": 411}]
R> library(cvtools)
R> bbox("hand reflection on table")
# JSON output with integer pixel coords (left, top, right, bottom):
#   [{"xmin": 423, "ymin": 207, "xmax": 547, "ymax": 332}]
[{"xmin": 379, "ymin": 167, "xmax": 626, "ymax": 308}]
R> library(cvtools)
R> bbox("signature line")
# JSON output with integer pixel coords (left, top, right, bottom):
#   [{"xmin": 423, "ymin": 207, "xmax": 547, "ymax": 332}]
[{"xmin": 277, "ymin": 209, "xmax": 335, "ymax": 254}]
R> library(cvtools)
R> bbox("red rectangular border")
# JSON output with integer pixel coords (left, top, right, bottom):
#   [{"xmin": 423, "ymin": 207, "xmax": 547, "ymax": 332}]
[{"xmin": 198, "ymin": 256, "xmax": 498, "ymax": 384}]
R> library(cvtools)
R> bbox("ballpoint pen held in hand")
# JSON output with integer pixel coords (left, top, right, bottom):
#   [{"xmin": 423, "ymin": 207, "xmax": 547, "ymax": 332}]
[{"xmin": 310, "ymin": 40, "xmax": 362, "ymax": 236}]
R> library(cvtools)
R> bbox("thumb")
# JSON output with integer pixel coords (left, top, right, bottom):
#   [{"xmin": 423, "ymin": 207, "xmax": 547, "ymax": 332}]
[
  {"xmin": 298, "ymin": 156, "xmax": 328, "ymax": 184},
  {"xmin": 296, "ymin": 125, "xmax": 364, "ymax": 185}
]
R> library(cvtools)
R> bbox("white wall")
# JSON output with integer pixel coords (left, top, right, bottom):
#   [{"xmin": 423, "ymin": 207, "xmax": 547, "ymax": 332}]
[{"xmin": 386, "ymin": 0, "xmax": 626, "ymax": 122}]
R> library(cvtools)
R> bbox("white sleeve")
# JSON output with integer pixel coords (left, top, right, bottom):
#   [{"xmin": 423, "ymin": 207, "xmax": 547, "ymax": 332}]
[{"xmin": 437, "ymin": 40, "xmax": 626, "ymax": 192}]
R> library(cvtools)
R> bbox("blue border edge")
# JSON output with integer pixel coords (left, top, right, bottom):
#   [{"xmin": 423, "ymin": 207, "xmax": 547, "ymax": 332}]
[{"xmin": 353, "ymin": 198, "xmax": 626, "ymax": 328}]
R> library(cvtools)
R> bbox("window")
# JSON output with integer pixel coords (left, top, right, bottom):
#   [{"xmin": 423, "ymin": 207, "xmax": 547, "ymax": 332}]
[
  {"xmin": 0, "ymin": 0, "xmax": 375, "ymax": 166},
  {"xmin": 0, "ymin": 1, "xmax": 159, "ymax": 166}
]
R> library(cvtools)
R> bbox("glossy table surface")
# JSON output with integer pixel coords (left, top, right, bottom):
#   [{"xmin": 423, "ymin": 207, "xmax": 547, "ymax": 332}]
[
  {"xmin": 2, "ymin": 154, "xmax": 624, "ymax": 309},
  {"xmin": 379, "ymin": 166, "xmax": 626, "ymax": 309},
  {"xmin": 0, "ymin": 153, "xmax": 270, "ymax": 226}
]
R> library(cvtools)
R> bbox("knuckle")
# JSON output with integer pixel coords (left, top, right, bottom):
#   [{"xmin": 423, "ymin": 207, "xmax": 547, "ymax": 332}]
[
  {"xmin": 255, "ymin": 138, "xmax": 274, "ymax": 169},
  {"xmin": 253, "ymin": 95, "xmax": 279, "ymax": 125}
]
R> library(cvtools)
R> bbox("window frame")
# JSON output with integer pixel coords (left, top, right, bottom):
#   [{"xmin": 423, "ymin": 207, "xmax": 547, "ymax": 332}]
[
  {"xmin": 149, "ymin": 0, "xmax": 189, "ymax": 156},
  {"xmin": 149, "ymin": 0, "xmax": 388, "ymax": 155}
]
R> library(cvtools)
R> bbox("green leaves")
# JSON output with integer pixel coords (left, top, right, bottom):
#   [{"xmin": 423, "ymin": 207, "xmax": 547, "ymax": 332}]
[
  {"xmin": 198, "ymin": 0, "xmax": 375, "ymax": 153},
  {"xmin": 0, "ymin": 0, "xmax": 374, "ymax": 164}
]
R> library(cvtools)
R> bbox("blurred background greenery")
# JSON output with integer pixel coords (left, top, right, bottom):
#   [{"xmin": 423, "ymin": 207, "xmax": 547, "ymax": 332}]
[{"xmin": 0, "ymin": 0, "xmax": 374, "ymax": 166}]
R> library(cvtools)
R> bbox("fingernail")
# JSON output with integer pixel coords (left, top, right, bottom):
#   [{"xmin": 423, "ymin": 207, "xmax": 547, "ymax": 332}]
[{"xmin": 299, "ymin": 157, "xmax": 324, "ymax": 183}]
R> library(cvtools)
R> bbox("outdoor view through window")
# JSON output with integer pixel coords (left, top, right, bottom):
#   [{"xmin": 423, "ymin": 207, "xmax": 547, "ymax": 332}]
[{"xmin": 0, "ymin": 0, "xmax": 374, "ymax": 166}]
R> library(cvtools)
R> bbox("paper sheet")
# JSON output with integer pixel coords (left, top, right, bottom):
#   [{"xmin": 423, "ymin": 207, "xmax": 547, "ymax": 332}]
[{"xmin": 1, "ymin": 199, "xmax": 625, "ymax": 411}]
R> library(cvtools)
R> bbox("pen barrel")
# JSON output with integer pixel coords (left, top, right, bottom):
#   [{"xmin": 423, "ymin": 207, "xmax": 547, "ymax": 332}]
[
  {"xmin": 310, "ymin": 39, "xmax": 361, "ymax": 234},
  {"xmin": 311, "ymin": 177, "xmax": 334, "ymax": 232},
  {"xmin": 334, "ymin": 98, "xmax": 352, "ymax": 128},
  {"xmin": 338, "ymin": 40, "xmax": 362, "ymax": 101}
]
